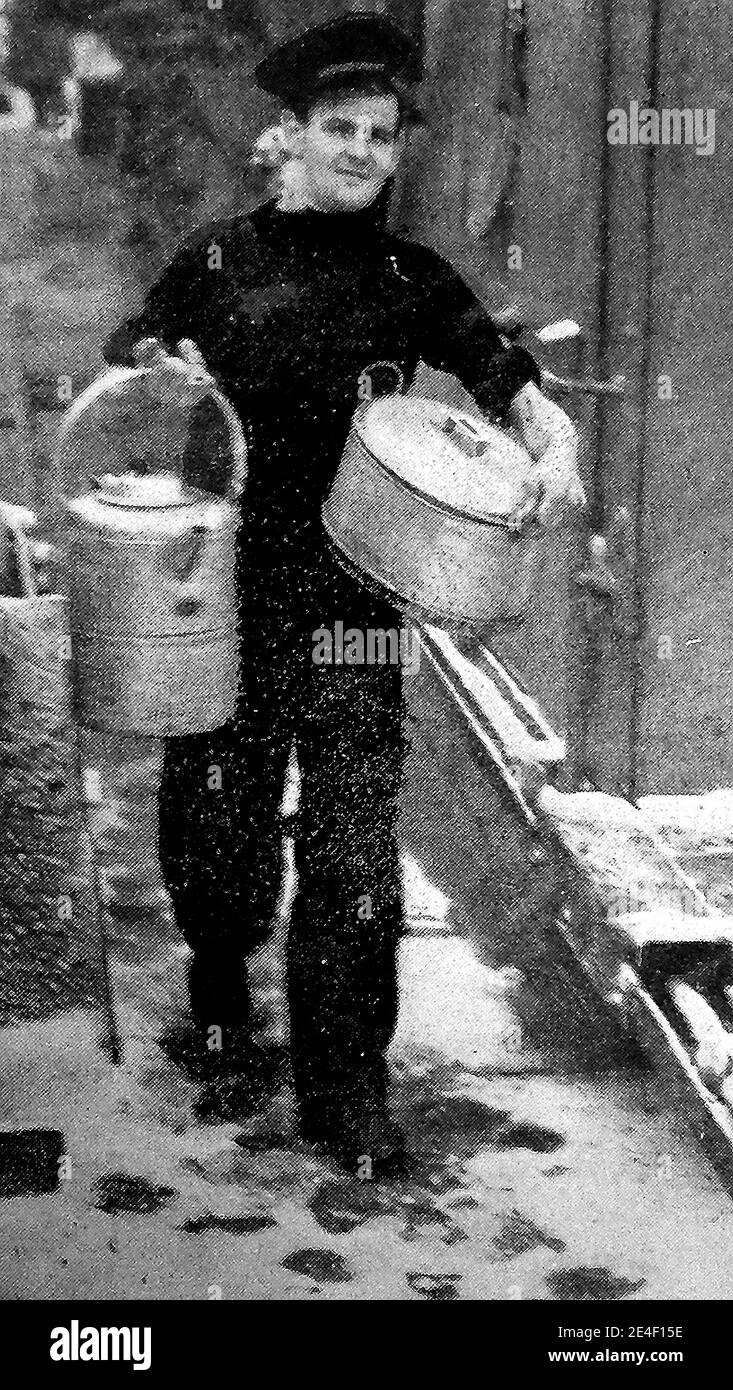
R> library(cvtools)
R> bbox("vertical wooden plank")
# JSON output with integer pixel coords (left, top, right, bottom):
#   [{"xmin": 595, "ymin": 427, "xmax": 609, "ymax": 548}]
[
  {"xmin": 578, "ymin": 0, "xmax": 654, "ymax": 796},
  {"xmin": 637, "ymin": 0, "xmax": 733, "ymax": 793},
  {"xmin": 584, "ymin": 0, "xmax": 733, "ymax": 796}
]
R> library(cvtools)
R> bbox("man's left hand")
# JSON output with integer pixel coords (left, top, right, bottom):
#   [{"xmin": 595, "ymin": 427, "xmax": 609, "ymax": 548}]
[{"xmin": 507, "ymin": 381, "xmax": 587, "ymax": 525}]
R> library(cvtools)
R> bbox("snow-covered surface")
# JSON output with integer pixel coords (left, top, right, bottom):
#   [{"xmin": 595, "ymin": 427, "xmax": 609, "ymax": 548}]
[
  {"xmin": 538, "ymin": 787, "xmax": 712, "ymax": 918},
  {"xmin": 638, "ymin": 790, "xmax": 733, "ymax": 857},
  {"xmin": 4, "ymin": 602, "xmax": 733, "ymax": 1297}
]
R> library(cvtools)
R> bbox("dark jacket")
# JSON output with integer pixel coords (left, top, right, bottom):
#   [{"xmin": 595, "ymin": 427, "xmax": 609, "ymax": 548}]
[{"xmin": 105, "ymin": 196, "xmax": 540, "ymax": 625}]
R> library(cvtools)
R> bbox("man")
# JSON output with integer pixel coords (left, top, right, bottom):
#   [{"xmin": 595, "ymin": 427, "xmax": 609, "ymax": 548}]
[{"xmin": 105, "ymin": 12, "xmax": 584, "ymax": 1175}]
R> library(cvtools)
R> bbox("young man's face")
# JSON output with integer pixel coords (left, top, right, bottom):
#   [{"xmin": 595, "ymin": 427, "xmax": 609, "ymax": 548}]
[{"xmin": 288, "ymin": 89, "xmax": 404, "ymax": 212}]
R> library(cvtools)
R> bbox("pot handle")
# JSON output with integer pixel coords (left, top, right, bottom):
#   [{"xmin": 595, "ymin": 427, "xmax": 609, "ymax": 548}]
[
  {"xmin": 357, "ymin": 361, "xmax": 405, "ymax": 404},
  {"xmin": 506, "ymin": 478, "xmax": 546, "ymax": 531}
]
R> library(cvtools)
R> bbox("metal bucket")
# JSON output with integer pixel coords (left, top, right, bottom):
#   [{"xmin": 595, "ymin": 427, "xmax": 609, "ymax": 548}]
[{"xmin": 58, "ymin": 363, "xmax": 247, "ymax": 736}]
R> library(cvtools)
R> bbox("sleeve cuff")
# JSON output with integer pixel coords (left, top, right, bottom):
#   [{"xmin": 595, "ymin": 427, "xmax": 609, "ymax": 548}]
[
  {"xmin": 473, "ymin": 344, "xmax": 542, "ymax": 421},
  {"xmin": 102, "ymin": 321, "xmax": 136, "ymax": 367}
]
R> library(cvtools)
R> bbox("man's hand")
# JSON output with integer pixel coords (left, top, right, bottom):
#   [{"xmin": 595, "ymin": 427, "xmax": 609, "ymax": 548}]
[
  {"xmin": 507, "ymin": 381, "xmax": 586, "ymax": 525},
  {"xmin": 133, "ymin": 337, "xmax": 217, "ymax": 410}
]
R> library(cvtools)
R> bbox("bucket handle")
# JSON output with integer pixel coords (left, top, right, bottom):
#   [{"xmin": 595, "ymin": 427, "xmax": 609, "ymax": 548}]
[
  {"xmin": 201, "ymin": 384, "xmax": 248, "ymax": 502},
  {"xmin": 137, "ymin": 338, "xmax": 247, "ymax": 502},
  {"xmin": 54, "ymin": 340, "xmax": 248, "ymax": 504}
]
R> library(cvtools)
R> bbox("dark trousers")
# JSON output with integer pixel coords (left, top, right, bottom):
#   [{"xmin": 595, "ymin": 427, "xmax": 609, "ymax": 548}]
[{"xmin": 157, "ymin": 571, "xmax": 406, "ymax": 1121}]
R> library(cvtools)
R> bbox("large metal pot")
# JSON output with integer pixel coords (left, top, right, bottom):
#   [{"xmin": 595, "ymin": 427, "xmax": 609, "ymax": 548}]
[{"xmin": 322, "ymin": 387, "xmax": 545, "ymax": 626}]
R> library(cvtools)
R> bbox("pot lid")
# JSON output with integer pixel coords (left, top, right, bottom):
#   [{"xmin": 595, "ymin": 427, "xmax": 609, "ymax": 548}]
[
  {"xmin": 354, "ymin": 397, "xmax": 534, "ymax": 521},
  {"xmin": 91, "ymin": 471, "xmax": 206, "ymax": 509}
]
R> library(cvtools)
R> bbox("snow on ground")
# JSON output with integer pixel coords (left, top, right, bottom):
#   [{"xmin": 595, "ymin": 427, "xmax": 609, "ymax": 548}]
[{"xmin": 3, "ymin": 677, "xmax": 733, "ymax": 1301}]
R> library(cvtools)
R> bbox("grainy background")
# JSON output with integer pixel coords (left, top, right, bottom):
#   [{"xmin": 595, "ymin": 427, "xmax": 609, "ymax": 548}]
[{"xmin": 0, "ymin": 0, "xmax": 732, "ymax": 1305}]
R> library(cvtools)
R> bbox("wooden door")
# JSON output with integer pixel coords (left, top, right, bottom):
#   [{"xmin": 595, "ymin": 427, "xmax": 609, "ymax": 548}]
[{"xmin": 406, "ymin": 0, "xmax": 733, "ymax": 798}]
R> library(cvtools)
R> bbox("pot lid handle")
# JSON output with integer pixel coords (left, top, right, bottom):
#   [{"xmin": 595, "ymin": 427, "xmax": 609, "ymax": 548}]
[{"xmin": 438, "ymin": 413, "xmax": 491, "ymax": 459}]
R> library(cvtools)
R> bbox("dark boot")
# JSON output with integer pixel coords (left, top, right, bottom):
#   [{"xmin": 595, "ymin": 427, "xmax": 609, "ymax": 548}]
[
  {"xmin": 299, "ymin": 1070, "xmax": 412, "ymax": 1180},
  {"xmin": 186, "ymin": 952, "xmax": 252, "ymax": 1035},
  {"xmin": 303, "ymin": 1106, "xmax": 411, "ymax": 1180},
  {"xmin": 160, "ymin": 953, "xmax": 262, "ymax": 1082}
]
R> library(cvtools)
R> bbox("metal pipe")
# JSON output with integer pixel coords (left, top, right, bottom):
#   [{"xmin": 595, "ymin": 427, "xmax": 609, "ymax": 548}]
[
  {"xmin": 76, "ymin": 752, "xmax": 123, "ymax": 1067},
  {"xmin": 541, "ymin": 367, "xmax": 626, "ymax": 397}
]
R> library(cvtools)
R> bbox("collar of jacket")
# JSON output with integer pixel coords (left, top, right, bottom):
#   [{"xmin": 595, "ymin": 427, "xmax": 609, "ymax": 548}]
[{"xmin": 251, "ymin": 186, "xmax": 392, "ymax": 255}]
